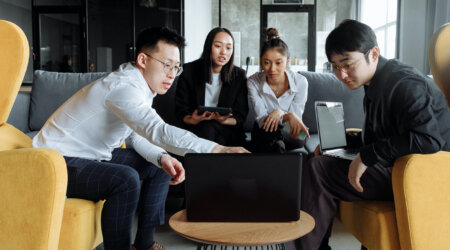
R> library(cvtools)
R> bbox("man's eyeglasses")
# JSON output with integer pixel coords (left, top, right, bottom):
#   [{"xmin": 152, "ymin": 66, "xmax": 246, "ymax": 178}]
[
  {"xmin": 143, "ymin": 52, "xmax": 183, "ymax": 76},
  {"xmin": 332, "ymin": 50, "xmax": 371, "ymax": 74}
]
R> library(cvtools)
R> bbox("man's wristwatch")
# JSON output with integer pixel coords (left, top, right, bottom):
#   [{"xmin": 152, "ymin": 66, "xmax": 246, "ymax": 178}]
[{"xmin": 157, "ymin": 152, "xmax": 169, "ymax": 167}]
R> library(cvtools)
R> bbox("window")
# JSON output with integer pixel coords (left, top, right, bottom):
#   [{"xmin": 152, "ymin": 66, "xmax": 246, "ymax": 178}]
[
  {"xmin": 315, "ymin": 0, "xmax": 357, "ymax": 73},
  {"xmin": 360, "ymin": 0, "xmax": 398, "ymax": 59}
]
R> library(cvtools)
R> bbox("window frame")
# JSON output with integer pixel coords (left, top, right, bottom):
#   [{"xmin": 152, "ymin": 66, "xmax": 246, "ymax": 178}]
[{"xmin": 357, "ymin": 0, "xmax": 401, "ymax": 59}]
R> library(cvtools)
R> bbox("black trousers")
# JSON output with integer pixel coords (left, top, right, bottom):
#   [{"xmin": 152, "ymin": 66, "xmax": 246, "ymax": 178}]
[
  {"xmin": 64, "ymin": 148, "xmax": 171, "ymax": 250},
  {"xmin": 192, "ymin": 120, "xmax": 246, "ymax": 147},
  {"xmin": 295, "ymin": 156, "xmax": 393, "ymax": 250},
  {"xmin": 251, "ymin": 123, "xmax": 306, "ymax": 153}
]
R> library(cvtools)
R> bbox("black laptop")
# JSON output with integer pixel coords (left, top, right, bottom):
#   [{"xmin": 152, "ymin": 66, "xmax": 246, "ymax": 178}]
[{"xmin": 184, "ymin": 153, "xmax": 302, "ymax": 222}]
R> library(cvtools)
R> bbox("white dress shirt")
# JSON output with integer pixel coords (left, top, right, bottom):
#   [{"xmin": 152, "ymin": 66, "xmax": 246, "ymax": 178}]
[
  {"xmin": 247, "ymin": 70, "xmax": 308, "ymax": 128},
  {"xmin": 33, "ymin": 62, "xmax": 217, "ymax": 167},
  {"xmin": 204, "ymin": 73, "xmax": 221, "ymax": 106}
]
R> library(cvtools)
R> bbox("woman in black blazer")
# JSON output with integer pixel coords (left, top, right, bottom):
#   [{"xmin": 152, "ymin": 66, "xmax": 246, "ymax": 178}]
[{"xmin": 175, "ymin": 27, "xmax": 248, "ymax": 147}]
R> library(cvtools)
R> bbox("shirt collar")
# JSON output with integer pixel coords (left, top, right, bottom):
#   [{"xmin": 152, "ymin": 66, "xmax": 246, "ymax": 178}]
[
  {"xmin": 365, "ymin": 56, "xmax": 388, "ymax": 101},
  {"xmin": 123, "ymin": 62, "xmax": 155, "ymax": 97},
  {"xmin": 261, "ymin": 70, "xmax": 298, "ymax": 95},
  {"xmin": 286, "ymin": 70, "xmax": 298, "ymax": 93}
]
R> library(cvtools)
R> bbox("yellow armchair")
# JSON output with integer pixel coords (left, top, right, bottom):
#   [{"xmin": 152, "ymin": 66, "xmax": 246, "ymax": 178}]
[
  {"xmin": 339, "ymin": 23, "xmax": 450, "ymax": 250},
  {"xmin": 0, "ymin": 125, "xmax": 67, "ymax": 250},
  {"xmin": 0, "ymin": 19, "xmax": 103, "ymax": 250},
  {"xmin": 339, "ymin": 152, "xmax": 450, "ymax": 250},
  {"xmin": 393, "ymin": 152, "xmax": 450, "ymax": 249}
]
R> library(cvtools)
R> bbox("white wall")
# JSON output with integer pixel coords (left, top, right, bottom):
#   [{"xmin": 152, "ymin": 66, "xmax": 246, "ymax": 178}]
[
  {"xmin": 399, "ymin": 0, "xmax": 450, "ymax": 74},
  {"xmin": 398, "ymin": 0, "xmax": 428, "ymax": 73},
  {"xmin": 184, "ymin": 0, "xmax": 212, "ymax": 63}
]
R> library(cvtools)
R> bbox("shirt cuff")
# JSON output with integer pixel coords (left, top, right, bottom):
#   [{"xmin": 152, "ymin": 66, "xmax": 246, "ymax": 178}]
[
  {"xmin": 157, "ymin": 152, "xmax": 169, "ymax": 167},
  {"xmin": 359, "ymin": 144, "xmax": 378, "ymax": 167}
]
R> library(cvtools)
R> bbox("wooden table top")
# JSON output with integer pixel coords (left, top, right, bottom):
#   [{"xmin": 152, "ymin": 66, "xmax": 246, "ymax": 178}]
[{"xmin": 169, "ymin": 209, "xmax": 315, "ymax": 246}]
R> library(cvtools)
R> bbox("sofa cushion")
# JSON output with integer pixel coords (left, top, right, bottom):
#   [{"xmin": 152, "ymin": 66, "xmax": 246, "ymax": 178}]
[
  {"xmin": 7, "ymin": 92, "xmax": 30, "ymax": 133},
  {"xmin": 29, "ymin": 70, "xmax": 109, "ymax": 131},
  {"xmin": 300, "ymin": 71, "xmax": 365, "ymax": 134}
]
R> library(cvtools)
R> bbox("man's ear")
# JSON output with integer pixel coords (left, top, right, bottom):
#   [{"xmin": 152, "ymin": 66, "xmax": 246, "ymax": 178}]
[
  {"xmin": 136, "ymin": 52, "xmax": 147, "ymax": 69},
  {"xmin": 370, "ymin": 46, "xmax": 380, "ymax": 62}
]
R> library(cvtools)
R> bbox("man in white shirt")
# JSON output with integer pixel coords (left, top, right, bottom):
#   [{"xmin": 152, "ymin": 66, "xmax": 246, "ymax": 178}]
[{"xmin": 33, "ymin": 27, "xmax": 248, "ymax": 250}]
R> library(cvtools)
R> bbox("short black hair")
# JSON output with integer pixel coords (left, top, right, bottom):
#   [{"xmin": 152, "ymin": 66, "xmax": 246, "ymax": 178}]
[
  {"xmin": 325, "ymin": 19, "xmax": 377, "ymax": 61},
  {"xmin": 135, "ymin": 27, "xmax": 186, "ymax": 61},
  {"xmin": 200, "ymin": 27, "xmax": 235, "ymax": 84}
]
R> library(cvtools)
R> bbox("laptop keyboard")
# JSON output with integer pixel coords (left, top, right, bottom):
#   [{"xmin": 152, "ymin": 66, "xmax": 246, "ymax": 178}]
[
  {"xmin": 335, "ymin": 148, "xmax": 358, "ymax": 157},
  {"xmin": 324, "ymin": 148, "xmax": 359, "ymax": 160}
]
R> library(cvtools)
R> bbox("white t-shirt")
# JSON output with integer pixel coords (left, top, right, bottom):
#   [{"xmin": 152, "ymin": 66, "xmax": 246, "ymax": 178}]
[
  {"xmin": 247, "ymin": 69, "xmax": 308, "ymax": 128},
  {"xmin": 32, "ymin": 62, "xmax": 217, "ymax": 167},
  {"xmin": 204, "ymin": 73, "xmax": 222, "ymax": 106}
]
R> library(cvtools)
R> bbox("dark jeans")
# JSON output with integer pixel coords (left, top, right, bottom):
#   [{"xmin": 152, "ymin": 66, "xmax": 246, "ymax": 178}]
[
  {"xmin": 64, "ymin": 148, "xmax": 171, "ymax": 250},
  {"xmin": 251, "ymin": 122, "xmax": 306, "ymax": 153},
  {"xmin": 295, "ymin": 156, "xmax": 393, "ymax": 250}
]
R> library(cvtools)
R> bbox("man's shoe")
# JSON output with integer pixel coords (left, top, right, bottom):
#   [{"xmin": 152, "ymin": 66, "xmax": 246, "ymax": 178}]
[
  {"xmin": 132, "ymin": 242, "xmax": 165, "ymax": 250},
  {"xmin": 149, "ymin": 242, "xmax": 165, "ymax": 250}
]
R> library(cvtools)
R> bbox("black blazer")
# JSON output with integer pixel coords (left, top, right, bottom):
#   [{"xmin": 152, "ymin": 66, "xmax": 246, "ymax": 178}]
[{"xmin": 175, "ymin": 59, "xmax": 249, "ymax": 131}]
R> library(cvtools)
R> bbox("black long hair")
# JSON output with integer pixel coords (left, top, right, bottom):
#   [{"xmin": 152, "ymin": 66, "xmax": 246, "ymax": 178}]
[{"xmin": 200, "ymin": 27, "xmax": 235, "ymax": 84}]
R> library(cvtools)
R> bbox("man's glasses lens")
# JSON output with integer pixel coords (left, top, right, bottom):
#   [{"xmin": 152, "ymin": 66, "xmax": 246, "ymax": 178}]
[
  {"xmin": 163, "ymin": 64, "xmax": 183, "ymax": 76},
  {"xmin": 144, "ymin": 52, "xmax": 183, "ymax": 76}
]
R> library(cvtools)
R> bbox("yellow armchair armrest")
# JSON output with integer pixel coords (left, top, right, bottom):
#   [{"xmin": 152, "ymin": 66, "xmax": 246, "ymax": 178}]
[
  {"xmin": 392, "ymin": 151, "xmax": 450, "ymax": 250},
  {"xmin": 0, "ymin": 148, "xmax": 67, "ymax": 250}
]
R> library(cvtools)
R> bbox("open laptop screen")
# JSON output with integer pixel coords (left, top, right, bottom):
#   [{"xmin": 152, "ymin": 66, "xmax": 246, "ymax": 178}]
[
  {"xmin": 184, "ymin": 153, "xmax": 302, "ymax": 222},
  {"xmin": 315, "ymin": 101, "xmax": 347, "ymax": 150}
]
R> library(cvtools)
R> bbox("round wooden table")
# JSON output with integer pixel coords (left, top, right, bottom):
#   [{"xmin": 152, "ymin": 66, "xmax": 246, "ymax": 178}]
[{"xmin": 169, "ymin": 209, "xmax": 315, "ymax": 248}]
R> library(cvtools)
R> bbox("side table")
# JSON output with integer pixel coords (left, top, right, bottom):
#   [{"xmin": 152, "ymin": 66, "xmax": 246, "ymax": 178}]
[{"xmin": 169, "ymin": 209, "xmax": 315, "ymax": 249}]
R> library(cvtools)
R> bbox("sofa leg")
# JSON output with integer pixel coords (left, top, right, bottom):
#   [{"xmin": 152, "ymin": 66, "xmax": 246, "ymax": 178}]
[{"xmin": 361, "ymin": 245, "xmax": 368, "ymax": 250}]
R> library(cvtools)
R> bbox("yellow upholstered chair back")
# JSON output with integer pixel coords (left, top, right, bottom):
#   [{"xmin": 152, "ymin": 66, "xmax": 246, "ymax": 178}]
[
  {"xmin": 0, "ymin": 19, "xmax": 29, "ymax": 124},
  {"xmin": 0, "ymin": 20, "xmax": 32, "ymax": 151},
  {"xmin": 0, "ymin": 19, "xmax": 68, "ymax": 250},
  {"xmin": 428, "ymin": 22, "xmax": 450, "ymax": 106}
]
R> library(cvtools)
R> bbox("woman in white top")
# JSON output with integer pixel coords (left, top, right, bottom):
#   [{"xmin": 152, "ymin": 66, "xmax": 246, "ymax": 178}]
[{"xmin": 247, "ymin": 28, "xmax": 310, "ymax": 153}]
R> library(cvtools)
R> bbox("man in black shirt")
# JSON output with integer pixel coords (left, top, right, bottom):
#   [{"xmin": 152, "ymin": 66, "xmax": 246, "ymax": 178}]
[{"xmin": 295, "ymin": 19, "xmax": 450, "ymax": 250}]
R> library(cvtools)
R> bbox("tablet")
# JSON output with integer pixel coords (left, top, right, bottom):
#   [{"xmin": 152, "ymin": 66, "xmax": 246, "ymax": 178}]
[{"xmin": 197, "ymin": 106, "xmax": 232, "ymax": 115}]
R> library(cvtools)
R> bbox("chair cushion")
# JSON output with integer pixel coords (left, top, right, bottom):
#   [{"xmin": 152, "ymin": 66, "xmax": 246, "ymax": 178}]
[
  {"xmin": 58, "ymin": 198, "xmax": 104, "ymax": 250},
  {"xmin": 339, "ymin": 201, "xmax": 400, "ymax": 250},
  {"xmin": 29, "ymin": 70, "xmax": 108, "ymax": 131}
]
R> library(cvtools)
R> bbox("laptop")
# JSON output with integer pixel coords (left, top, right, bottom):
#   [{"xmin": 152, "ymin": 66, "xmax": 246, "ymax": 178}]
[
  {"xmin": 184, "ymin": 153, "xmax": 302, "ymax": 222},
  {"xmin": 315, "ymin": 101, "xmax": 359, "ymax": 161}
]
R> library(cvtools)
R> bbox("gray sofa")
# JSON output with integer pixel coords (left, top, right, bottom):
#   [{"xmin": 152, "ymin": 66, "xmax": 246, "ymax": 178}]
[{"xmin": 8, "ymin": 70, "xmax": 365, "ymax": 157}]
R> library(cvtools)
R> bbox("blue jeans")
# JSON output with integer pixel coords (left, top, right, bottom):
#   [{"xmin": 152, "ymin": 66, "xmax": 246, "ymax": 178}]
[{"xmin": 64, "ymin": 148, "xmax": 171, "ymax": 250}]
